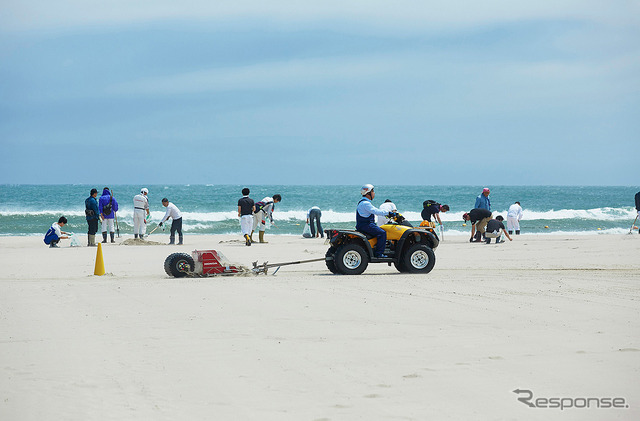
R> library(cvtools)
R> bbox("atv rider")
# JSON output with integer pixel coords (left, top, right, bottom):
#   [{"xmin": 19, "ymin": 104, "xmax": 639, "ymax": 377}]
[{"xmin": 356, "ymin": 184, "xmax": 395, "ymax": 258}]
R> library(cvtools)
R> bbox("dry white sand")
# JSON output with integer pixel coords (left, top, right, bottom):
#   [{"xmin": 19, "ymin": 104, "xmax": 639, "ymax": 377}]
[{"xmin": 1, "ymin": 233, "xmax": 639, "ymax": 420}]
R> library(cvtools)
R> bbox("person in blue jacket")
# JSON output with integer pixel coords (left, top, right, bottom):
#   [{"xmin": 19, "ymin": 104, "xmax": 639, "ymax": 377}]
[
  {"xmin": 85, "ymin": 188, "xmax": 100, "ymax": 247},
  {"xmin": 99, "ymin": 187, "xmax": 119, "ymax": 243},
  {"xmin": 356, "ymin": 184, "xmax": 394, "ymax": 258},
  {"xmin": 475, "ymin": 187, "xmax": 491, "ymax": 211}
]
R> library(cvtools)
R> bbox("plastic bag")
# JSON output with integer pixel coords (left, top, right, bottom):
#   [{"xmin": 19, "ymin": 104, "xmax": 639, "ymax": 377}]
[
  {"xmin": 302, "ymin": 223, "xmax": 312, "ymax": 238},
  {"xmin": 69, "ymin": 234, "xmax": 82, "ymax": 247}
]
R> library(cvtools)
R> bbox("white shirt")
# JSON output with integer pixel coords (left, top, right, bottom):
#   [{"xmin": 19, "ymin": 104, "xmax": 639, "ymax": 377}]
[
  {"xmin": 160, "ymin": 202, "xmax": 182, "ymax": 223},
  {"xmin": 377, "ymin": 201, "xmax": 397, "ymax": 226},
  {"xmin": 133, "ymin": 194, "xmax": 149, "ymax": 210},
  {"xmin": 258, "ymin": 197, "xmax": 275, "ymax": 222},
  {"xmin": 51, "ymin": 222, "xmax": 62, "ymax": 237},
  {"xmin": 507, "ymin": 203, "xmax": 523, "ymax": 220}
]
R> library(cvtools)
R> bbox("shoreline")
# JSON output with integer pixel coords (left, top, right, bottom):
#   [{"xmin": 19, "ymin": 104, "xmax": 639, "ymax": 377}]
[{"xmin": 2, "ymin": 227, "xmax": 639, "ymax": 238}]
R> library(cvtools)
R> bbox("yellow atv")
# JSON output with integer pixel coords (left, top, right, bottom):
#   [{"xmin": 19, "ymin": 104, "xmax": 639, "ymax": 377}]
[{"xmin": 324, "ymin": 213, "xmax": 439, "ymax": 275}]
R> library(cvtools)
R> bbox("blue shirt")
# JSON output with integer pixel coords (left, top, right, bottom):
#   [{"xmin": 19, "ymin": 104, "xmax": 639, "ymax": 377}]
[
  {"xmin": 475, "ymin": 194, "xmax": 491, "ymax": 211},
  {"xmin": 357, "ymin": 198, "xmax": 388, "ymax": 218}
]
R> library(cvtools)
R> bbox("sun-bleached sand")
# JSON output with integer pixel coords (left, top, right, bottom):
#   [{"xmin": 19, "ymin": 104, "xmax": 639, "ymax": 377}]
[{"xmin": 1, "ymin": 233, "xmax": 639, "ymax": 420}]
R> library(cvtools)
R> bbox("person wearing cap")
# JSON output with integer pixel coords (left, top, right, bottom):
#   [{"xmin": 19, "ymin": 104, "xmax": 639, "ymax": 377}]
[
  {"xmin": 85, "ymin": 188, "xmax": 100, "ymax": 246},
  {"xmin": 475, "ymin": 188, "xmax": 491, "ymax": 211},
  {"xmin": 356, "ymin": 184, "xmax": 394, "ymax": 258},
  {"xmin": 463, "ymin": 208, "xmax": 493, "ymax": 242},
  {"xmin": 133, "ymin": 188, "xmax": 150, "ymax": 239}
]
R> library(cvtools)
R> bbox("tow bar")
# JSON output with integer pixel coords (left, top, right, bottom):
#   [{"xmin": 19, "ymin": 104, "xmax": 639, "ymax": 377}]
[{"xmin": 252, "ymin": 257, "xmax": 326, "ymax": 275}]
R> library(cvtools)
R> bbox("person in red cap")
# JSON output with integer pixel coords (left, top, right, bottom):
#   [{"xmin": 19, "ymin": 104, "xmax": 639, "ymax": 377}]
[{"xmin": 475, "ymin": 187, "xmax": 491, "ymax": 211}]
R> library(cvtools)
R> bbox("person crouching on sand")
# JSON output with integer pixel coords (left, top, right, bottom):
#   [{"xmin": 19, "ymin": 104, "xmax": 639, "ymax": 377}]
[
  {"xmin": 44, "ymin": 216, "xmax": 70, "ymax": 248},
  {"xmin": 484, "ymin": 215, "xmax": 512, "ymax": 244}
]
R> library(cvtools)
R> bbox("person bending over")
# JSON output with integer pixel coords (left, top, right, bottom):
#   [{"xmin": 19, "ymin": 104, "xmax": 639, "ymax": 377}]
[
  {"xmin": 462, "ymin": 208, "xmax": 492, "ymax": 243},
  {"xmin": 159, "ymin": 198, "xmax": 183, "ymax": 245}
]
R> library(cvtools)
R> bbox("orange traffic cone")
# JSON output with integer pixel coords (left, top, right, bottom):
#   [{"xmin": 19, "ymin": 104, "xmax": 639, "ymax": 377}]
[{"xmin": 94, "ymin": 242, "xmax": 105, "ymax": 276}]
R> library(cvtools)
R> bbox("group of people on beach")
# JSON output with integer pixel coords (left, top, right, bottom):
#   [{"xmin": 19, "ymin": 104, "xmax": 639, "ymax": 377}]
[
  {"xmin": 462, "ymin": 187, "xmax": 524, "ymax": 244},
  {"xmin": 44, "ymin": 187, "xmax": 182, "ymax": 248},
  {"xmin": 354, "ymin": 185, "xmax": 527, "ymax": 249},
  {"xmin": 44, "ymin": 186, "xmax": 640, "ymax": 249},
  {"xmin": 237, "ymin": 188, "xmax": 282, "ymax": 246}
]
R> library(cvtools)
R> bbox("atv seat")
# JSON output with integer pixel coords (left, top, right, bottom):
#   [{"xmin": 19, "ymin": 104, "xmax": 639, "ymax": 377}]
[{"xmin": 356, "ymin": 230, "xmax": 377, "ymax": 240}]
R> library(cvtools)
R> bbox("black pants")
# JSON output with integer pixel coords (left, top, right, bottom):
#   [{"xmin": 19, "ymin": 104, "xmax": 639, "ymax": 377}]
[
  {"xmin": 87, "ymin": 219, "xmax": 99, "ymax": 235},
  {"xmin": 170, "ymin": 218, "xmax": 183, "ymax": 242},
  {"xmin": 309, "ymin": 209, "xmax": 323, "ymax": 237}
]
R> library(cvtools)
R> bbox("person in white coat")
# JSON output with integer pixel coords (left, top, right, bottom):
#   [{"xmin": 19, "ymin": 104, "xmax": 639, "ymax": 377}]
[
  {"xmin": 159, "ymin": 198, "xmax": 183, "ymax": 245},
  {"xmin": 377, "ymin": 199, "xmax": 397, "ymax": 226},
  {"xmin": 507, "ymin": 201, "xmax": 523, "ymax": 235},
  {"xmin": 133, "ymin": 188, "xmax": 150, "ymax": 239}
]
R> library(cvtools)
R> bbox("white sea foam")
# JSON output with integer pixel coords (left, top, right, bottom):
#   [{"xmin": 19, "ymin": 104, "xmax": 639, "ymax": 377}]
[{"xmin": 1, "ymin": 207, "xmax": 636, "ymax": 223}]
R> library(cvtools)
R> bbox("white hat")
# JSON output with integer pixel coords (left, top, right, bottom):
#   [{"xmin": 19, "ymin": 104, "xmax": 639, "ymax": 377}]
[
  {"xmin": 360, "ymin": 184, "xmax": 374, "ymax": 196},
  {"xmin": 141, "ymin": 188, "xmax": 148, "ymax": 194}
]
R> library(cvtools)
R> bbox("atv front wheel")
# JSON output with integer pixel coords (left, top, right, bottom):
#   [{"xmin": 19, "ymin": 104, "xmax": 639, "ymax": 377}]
[
  {"xmin": 164, "ymin": 252, "xmax": 195, "ymax": 277},
  {"xmin": 394, "ymin": 260, "xmax": 407, "ymax": 273},
  {"xmin": 334, "ymin": 243, "xmax": 369, "ymax": 275},
  {"xmin": 402, "ymin": 244, "xmax": 435, "ymax": 274}
]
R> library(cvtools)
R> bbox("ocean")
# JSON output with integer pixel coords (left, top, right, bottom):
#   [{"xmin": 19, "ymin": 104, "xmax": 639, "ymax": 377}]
[{"xmin": 0, "ymin": 185, "xmax": 638, "ymax": 237}]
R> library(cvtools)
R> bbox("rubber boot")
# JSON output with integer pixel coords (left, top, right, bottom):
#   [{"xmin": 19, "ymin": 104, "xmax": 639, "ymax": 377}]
[
  {"xmin": 508, "ymin": 230, "xmax": 513, "ymax": 235},
  {"xmin": 244, "ymin": 234, "xmax": 252, "ymax": 246},
  {"xmin": 258, "ymin": 231, "xmax": 268, "ymax": 243},
  {"xmin": 250, "ymin": 230, "xmax": 255, "ymax": 243},
  {"xmin": 169, "ymin": 236, "xmax": 175, "ymax": 245},
  {"xmin": 88, "ymin": 234, "xmax": 96, "ymax": 247},
  {"xmin": 110, "ymin": 232, "xmax": 115, "ymax": 243},
  {"xmin": 140, "ymin": 234, "xmax": 144, "ymax": 240},
  {"xmin": 102, "ymin": 232, "xmax": 108, "ymax": 243},
  {"xmin": 134, "ymin": 234, "xmax": 138, "ymax": 239},
  {"xmin": 515, "ymin": 230, "xmax": 520, "ymax": 235},
  {"xmin": 472, "ymin": 231, "xmax": 482, "ymax": 242},
  {"xmin": 87, "ymin": 234, "xmax": 91, "ymax": 246},
  {"xmin": 178, "ymin": 235, "xmax": 183, "ymax": 245}
]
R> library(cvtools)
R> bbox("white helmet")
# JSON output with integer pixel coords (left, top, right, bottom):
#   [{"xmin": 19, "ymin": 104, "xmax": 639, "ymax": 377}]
[
  {"xmin": 360, "ymin": 184, "xmax": 374, "ymax": 196},
  {"xmin": 141, "ymin": 188, "xmax": 148, "ymax": 194}
]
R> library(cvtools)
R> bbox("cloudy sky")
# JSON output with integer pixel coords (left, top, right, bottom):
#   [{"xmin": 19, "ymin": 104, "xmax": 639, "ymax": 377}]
[{"xmin": 1, "ymin": 1, "xmax": 638, "ymax": 185}]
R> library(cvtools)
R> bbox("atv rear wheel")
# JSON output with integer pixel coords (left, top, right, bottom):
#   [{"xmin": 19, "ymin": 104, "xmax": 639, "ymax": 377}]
[
  {"xmin": 334, "ymin": 243, "xmax": 369, "ymax": 275},
  {"xmin": 325, "ymin": 247, "xmax": 338, "ymax": 274},
  {"xmin": 164, "ymin": 252, "xmax": 195, "ymax": 277},
  {"xmin": 402, "ymin": 244, "xmax": 435, "ymax": 274}
]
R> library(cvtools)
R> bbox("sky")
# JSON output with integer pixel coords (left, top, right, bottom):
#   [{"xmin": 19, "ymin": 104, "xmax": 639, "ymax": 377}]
[{"xmin": 0, "ymin": 1, "xmax": 638, "ymax": 185}]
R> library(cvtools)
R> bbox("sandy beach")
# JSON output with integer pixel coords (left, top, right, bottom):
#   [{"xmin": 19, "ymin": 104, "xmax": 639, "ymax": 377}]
[{"xmin": 1, "ymin": 233, "xmax": 638, "ymax": 420}]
